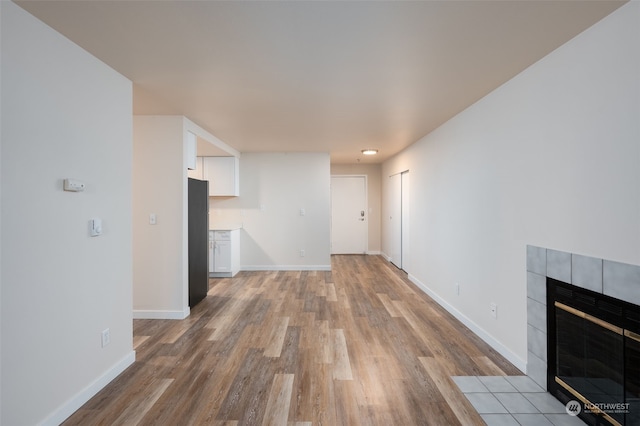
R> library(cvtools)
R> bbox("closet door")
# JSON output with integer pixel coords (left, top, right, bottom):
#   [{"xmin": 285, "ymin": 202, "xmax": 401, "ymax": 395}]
[{"xmin": 389, "ymin": 173, "xmax": 402, "ymax": 268}]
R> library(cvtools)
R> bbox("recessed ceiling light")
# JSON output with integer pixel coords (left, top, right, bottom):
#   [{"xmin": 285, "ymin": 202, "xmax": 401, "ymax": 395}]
[{"xmin": 361, "ymin": 149, "xmax": 378, "ymax": 155}]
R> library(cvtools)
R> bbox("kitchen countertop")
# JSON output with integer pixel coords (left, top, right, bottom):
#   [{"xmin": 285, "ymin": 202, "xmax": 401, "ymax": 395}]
[{"xmin": 209, "ymin": 223, "xmax": 242, "ymax": 231}]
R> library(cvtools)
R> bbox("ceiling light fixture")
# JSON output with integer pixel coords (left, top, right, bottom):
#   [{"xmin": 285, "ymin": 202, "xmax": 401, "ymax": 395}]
[{"xmin": 361, "ymin": 149, "xmax": 378, "ymax": 155}]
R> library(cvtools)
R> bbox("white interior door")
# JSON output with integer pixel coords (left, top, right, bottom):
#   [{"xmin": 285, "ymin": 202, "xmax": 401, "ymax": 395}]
[
  {"xmin": 390, "ymin": 171, "xmax": 410, "ymax": 270},
  {"xmin": 389, "ymin": 173, "xmax": 402, "ymax": 268},
  {"xmin": 401, "ymin": 171, "xmax": 410, "ymax": 271},
  {"xmin": 331, "ymin": 176, "xmax": 367, "ymax": 254}
]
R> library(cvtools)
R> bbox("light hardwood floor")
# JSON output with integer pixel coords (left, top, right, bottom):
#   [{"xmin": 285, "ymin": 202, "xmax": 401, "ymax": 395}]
[{"xmin": 63, "ymin": 255, "xmax": 520, "ymax": 425}]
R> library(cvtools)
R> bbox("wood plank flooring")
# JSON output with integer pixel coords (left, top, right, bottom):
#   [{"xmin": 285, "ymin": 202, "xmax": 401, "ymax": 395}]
[{"xmin": 63, "ymin": 255, "xmax": 521, "ymax": 425}]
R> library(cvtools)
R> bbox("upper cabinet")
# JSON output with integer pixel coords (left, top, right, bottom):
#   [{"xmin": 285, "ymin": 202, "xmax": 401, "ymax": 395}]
[
  {"xmin": 187, "ymin": 156, "xmax": 204, "ymax": 180},
  {"xmin": 186, "ymin": 131, "xmax": 198, "ymax": 170},
  {"xmin": 202, "ymin": 156, "xmax": 239, "ymax": 197}
]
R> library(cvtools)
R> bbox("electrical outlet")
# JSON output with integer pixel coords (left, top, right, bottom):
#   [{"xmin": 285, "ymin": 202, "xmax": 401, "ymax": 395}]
[
  {"xmin": 101, "ymin": 328, "xmax": 110, "ymax": 347},
  {"xmin": 299, "ymin": 249, "xmax": 305, "ymax": 257},
  {"xmin": 489, "ymin": 303, "xmax": 497, "ymax": 319},
  {"xmin": 455, "ymin": 283, "xmax": 460, "ymax": 296}
]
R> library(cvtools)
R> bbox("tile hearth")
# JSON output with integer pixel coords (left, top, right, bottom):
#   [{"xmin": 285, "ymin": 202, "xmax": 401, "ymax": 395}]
[{"xmin": 453, "ymin": 375, "xmax": 585, "ymax": 426}]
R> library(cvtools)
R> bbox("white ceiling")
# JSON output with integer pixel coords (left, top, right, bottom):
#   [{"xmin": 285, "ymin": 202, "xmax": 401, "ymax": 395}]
[{"xmin": 16, "ymin": 0, "xmax": 625, "ymax": 163}]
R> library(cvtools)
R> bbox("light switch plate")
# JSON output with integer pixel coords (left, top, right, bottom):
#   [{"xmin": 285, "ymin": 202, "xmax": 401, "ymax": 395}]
[{"xmin": 90, "ymin": 218, "xmax": 102, "ymax": 237}]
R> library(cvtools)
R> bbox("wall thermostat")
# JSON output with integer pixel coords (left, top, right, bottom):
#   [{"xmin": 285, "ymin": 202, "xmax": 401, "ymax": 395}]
[{"xmin": 63, "ymin": 178, "xmax": 85, "ymax": 192}]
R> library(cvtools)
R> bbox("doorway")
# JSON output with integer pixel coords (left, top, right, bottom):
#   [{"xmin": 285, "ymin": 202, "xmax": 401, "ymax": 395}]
[
  {"xmin": 331, "ymin": 175, "xmax": 367, "ymax": 254},
  {"xmin": 389, "ymin": 171, "xmax": 409, "ymax": 270}
]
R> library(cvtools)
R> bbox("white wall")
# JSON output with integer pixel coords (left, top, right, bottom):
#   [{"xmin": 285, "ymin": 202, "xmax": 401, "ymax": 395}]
[
  {"xmin": 133, "ymin": 116, "xmax": 239, "ymax": 319},
  {"xmin": 211, "ymin": 153, "xmax": 331, "ymax": 270},
  {"xmin": 1, "ymin": 3, "xmax": 135, "ymax": 424},
  {"xmin": 330, "ymin": 164, "xmax": 382, "ymax": 254},
  {"xmin": 382, "ymin": 2, "xmax": 640, "ymax": 371},
  {"xmin": 0, "ymin": 2, "xmax": 4, "ymax": 420},
  {"xmin": 133, "ymin": 116, "xmax": 189, "ymax": 319}
]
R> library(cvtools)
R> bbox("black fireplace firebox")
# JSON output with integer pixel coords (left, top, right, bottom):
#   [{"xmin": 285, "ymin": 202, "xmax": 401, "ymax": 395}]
[{"xmin": 547, "ymin": 278, "xmax": 640, "ymax": 425}]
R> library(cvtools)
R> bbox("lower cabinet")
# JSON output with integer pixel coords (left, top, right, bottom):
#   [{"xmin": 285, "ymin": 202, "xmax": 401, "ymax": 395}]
[
  {"xmin": 209, "ymin": 229, "xmax": 240, "ymax": 277},
  {"xmin": 214, "ymin": 239, "xmax": 231, "ymax": 273},
  {"xmin": 208, "ymin": 231, "xmax": 215, "ymax": 274}
]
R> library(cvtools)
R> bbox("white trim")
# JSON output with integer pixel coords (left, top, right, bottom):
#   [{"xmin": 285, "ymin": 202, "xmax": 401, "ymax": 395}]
[
  {"xmin": 242, "ymin": 265, "xmax": 331, "ymax": 271},
  {"xmin": 388, "ymin": 168, "xmax": 410, "ymax": 178},
  {"xmin": 133, "ymin": 308, "xmax": 190, "ymax": 320},
  {"xmin": 380, "ymin": 252, "xmax": 392, "ymax": 262},
  {"xmin": 40, "ymin": 351, "xmax": 136, "ymax": 426},
  {"xmin": 366, "ymin": 250, "xmax": 381, "ymax": 255},
  {"xmin": 183, "ymin": 117, "xmax": 239, "ymax": 157},
  {"xmin": 209, "ymin": 272, "xmax": 237, "ymax": 278},
  {"xmin": 408, "ymin": 273, "xmax": 527, "ymax": 373}
]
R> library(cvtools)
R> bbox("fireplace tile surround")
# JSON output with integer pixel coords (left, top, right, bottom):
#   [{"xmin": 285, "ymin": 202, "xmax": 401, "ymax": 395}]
[{"xmin": 526, "ymin": 245, "xmax": 640, "ymax": 390}]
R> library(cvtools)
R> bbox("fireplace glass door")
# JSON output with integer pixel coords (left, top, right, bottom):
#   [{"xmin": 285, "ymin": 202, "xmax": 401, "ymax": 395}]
[
  {"xmin": 626, "ymin": 331, "xmax": 640, "ymax": 425},
  {"xmin": 555, "ymin": 302, "xmax": 624, "ymax": 424}
]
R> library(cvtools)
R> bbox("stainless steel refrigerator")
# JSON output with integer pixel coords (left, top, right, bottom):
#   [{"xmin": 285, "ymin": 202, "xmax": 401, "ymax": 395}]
[{"xmin": 188, "ymin": 178, "xmax": 209, "ymax": 307}]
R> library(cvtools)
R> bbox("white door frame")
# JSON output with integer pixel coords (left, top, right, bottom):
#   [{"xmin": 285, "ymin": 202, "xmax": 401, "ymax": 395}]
[
  {"xmin": 389, "ymin": 170, "xmax": 409, "ymax": 270},
  {"xmin": 389, "ymin": 173, "xmax": 402, "ymax": 268},
  {"xmin": 401, "ymin": 170, "xmax": 410, "ymax": 272}
]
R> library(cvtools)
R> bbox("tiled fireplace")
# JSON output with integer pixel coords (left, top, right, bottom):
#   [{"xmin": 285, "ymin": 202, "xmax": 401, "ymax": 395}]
[{"xmin": 526, "ymin": 246, "xmax": 640, "ymax": 425}]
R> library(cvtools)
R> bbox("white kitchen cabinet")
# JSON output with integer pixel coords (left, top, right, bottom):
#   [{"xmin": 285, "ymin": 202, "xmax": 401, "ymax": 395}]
[
  {"xmin": 209, "ymin": 229, "xmax": 240, "ymax": 277},
  {"xmin": 188, "ymin": 156, "xmax": 204, "ymax": 180},
  {"xmin": 214, "ymin": 239, "xmax": 232, "ymax": 273},
  {"xmin": 186, "ymin": 131, "xmax": 197, "ymax": 170},
  {"xmin": 208, "ymin": 231, "xmax": 215, "ymax": 274},
  {"xmin": 202, "ymin": 156, "xmax": 239, "ymax": 196}
]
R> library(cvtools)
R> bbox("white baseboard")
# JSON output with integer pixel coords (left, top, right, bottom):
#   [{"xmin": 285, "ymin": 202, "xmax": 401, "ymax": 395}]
[
  {"xmin": 133, "ymin": 308, "xmax": 190, "ymax": 320},
  {"xmin": 241, "ymin": 265, "xmax": 331, "ymax": 271},
  {"xmin": 41, "ymin": 351, "xmax": 136, "ymax": 426},
  {"xmin": 408, "ymin": 273, "xmax": 526, "ymax": 373},
  {"xmin": 366, "ymin": 251, "xmax": 381, "ymax": 255}
]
